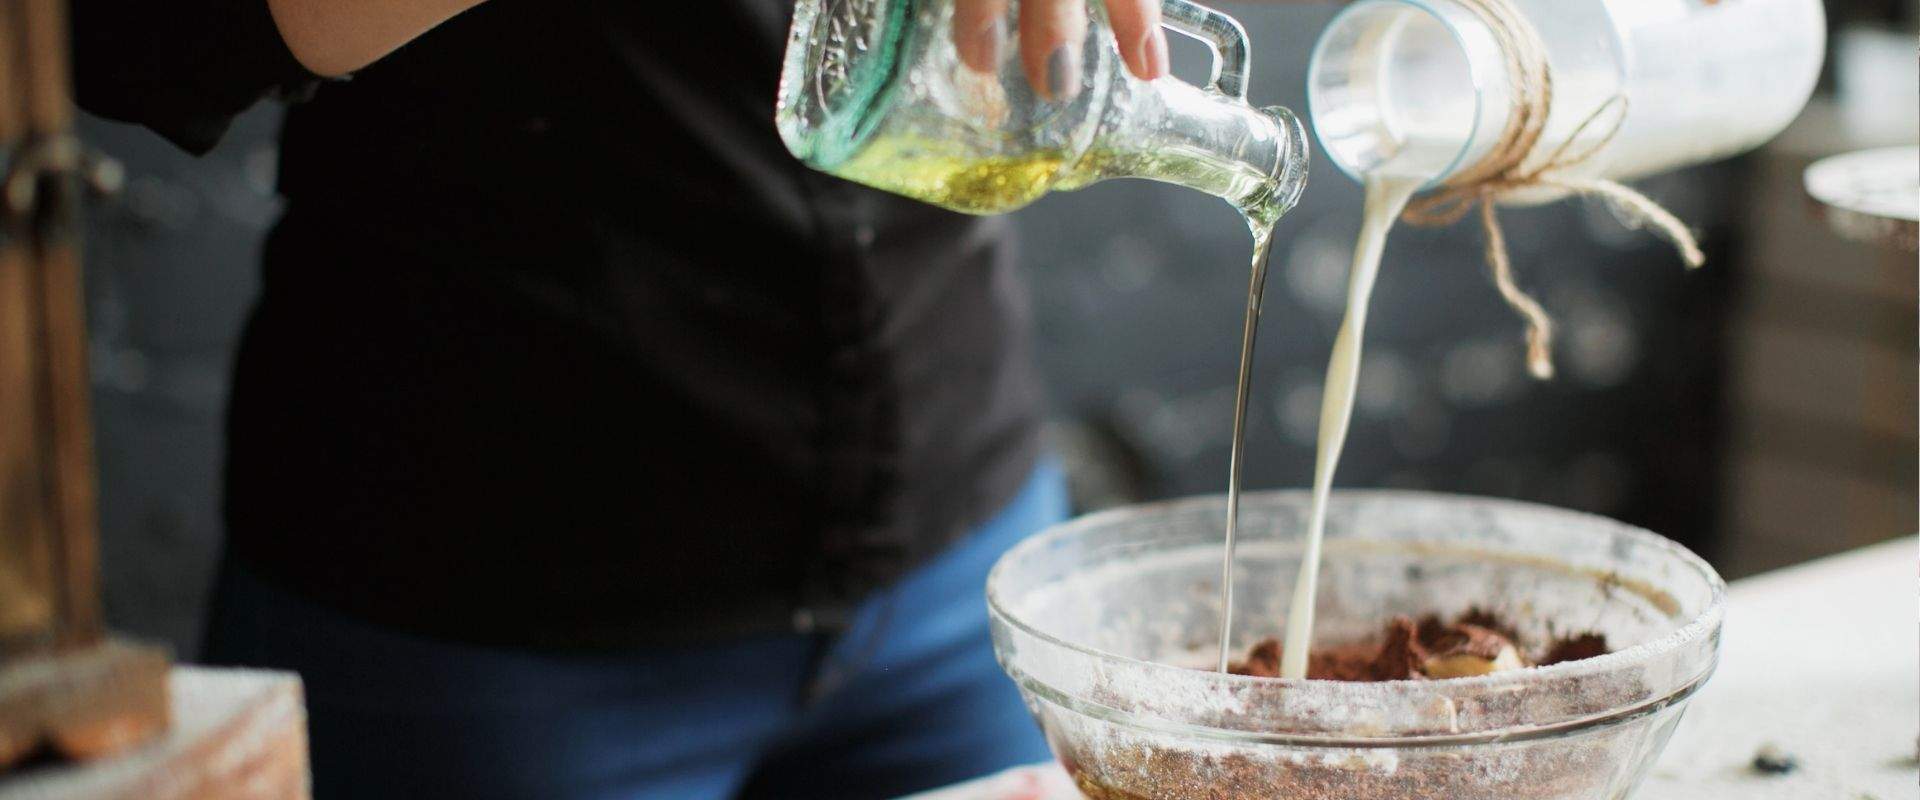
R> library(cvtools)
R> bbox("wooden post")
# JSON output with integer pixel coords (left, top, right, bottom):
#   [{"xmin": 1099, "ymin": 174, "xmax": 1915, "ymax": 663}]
[
  {"xmin": 20, "ymin": 0, "xmax": 104, "ymax": 649},
  {"xmin": 0, "ymin": 0, "xmax": 170, "ymax": 769},
  {"xmin": 0, "ymin": 0, "xmax": 60, "ymax": 660}
]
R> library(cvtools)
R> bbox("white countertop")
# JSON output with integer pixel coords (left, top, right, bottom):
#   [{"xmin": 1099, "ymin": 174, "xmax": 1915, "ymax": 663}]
[
  {"xmin": 907, "ymin": 537, "xmax": 1920, "ymax": 800},
  {"xmin": 1639, "ymin": 536, "xmax": 1917, "ymax": 800}
]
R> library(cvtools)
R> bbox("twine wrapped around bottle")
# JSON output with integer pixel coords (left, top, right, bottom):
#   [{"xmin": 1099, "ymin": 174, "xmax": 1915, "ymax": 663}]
[{"xmin": 1398, "ymin": 0, "xmax": 1706, "ymax": 380}]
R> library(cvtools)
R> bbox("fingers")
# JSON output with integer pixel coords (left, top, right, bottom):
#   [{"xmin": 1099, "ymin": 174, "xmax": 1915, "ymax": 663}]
[
  {"xmin": 952, "ymin": 0, "xmax": 1009, "ymax": 74},
  {"xmin": 964, "ymin": 0, "xmax": 1167, "ymax": 99},
  {"xmin": 1105, "ymin": 0, "xmax": 1169, "ymax": 82},
  {"xmin": 1019, "ymin": 0, "xmax": 1089, "ymax": 101}
]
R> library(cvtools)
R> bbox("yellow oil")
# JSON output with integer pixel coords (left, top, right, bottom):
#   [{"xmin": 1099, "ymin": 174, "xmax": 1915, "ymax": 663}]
[
  {"xmin": 831, "ymin": 135, "xmax": 1286, "ymax": 223},
  {"xmin": 831, "ymin": 137, "xmax": 1078, "ymax": 214}
]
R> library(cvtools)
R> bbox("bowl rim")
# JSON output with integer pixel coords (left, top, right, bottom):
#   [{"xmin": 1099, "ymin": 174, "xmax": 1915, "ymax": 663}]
[
  {"xmin": 985, "ymin": 489, "xmax": 1728, "ymax": 742},
  {"xmin": 1002, "ymin": 654, "xmax": 1715, "ymax": 747}
]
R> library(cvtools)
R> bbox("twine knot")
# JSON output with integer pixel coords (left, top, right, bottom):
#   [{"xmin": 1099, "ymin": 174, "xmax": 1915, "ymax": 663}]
[{"xmin": 1398, "ymin": 0, "xmax": 1706, "ymax": 380}]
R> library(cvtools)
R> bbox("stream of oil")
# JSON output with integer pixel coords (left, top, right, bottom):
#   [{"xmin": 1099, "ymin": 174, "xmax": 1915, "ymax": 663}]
[
  {"xmin": 1212, "ymin": 222, "xmax": 1275, "ymax": 673},
  {"xmin": 1206, "ymin": 157, "xmax": 1308, "ymax": 673}
]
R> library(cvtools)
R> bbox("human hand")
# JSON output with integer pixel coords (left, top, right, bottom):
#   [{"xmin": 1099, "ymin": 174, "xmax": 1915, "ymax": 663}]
[{"xmin": 951, "ymin": 0, "xmax": 1170, "ymax": 101}]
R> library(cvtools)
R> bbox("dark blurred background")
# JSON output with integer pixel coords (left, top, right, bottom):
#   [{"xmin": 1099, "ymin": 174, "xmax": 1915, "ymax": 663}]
[{"xmin": 77, "ymin": 1, "xmax": 1917, "ymax": 657}]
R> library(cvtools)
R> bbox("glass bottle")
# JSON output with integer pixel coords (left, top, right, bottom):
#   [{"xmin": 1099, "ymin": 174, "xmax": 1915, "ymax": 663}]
[
  {"xmin": 1307, "ymin": 0, "xmax": 1825, "ymax": 188},
  {"xmin": 776, "ymin": 0, "xmax": 1309, "ymax": 222}
]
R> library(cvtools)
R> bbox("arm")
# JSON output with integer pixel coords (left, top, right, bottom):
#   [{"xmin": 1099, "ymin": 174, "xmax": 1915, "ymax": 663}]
[
  {"xmin": 71, "ymin": 0, "xmax": 485, "ymax": 154},
  {"xmin": 266, "ymin": 0, "xmax": 489, "ymax": 78}
]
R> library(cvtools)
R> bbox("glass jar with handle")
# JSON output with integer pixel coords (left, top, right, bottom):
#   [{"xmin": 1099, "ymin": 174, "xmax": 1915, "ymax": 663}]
[{"xmin": 776, "ymin": 0, "xmax": 1309, "ymax": 223}]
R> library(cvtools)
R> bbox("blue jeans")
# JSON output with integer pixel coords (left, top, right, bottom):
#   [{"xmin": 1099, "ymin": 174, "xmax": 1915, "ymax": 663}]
[{"xmin": 204, "ymin": 464, "xmax": 1067, "ymax": 800}]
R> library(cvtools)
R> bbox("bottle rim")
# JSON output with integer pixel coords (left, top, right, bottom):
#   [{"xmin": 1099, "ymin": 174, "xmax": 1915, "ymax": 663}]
[{"xmin": 1306, "ymin": 0, "xmax": 1496, "ymax": 189}]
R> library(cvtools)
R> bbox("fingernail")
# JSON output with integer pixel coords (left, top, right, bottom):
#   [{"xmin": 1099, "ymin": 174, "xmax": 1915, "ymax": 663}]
[
  {"xmin": 1146, "ymin": 30, "xmax": 1169, "ymax": 78},
  {"xmin": 1046, "ymin": 44, "xmax": 1081, "ymax": 101},
  {"xmin": 962, "ymin": 18, "xmax": 1005, "ymax": 73}
]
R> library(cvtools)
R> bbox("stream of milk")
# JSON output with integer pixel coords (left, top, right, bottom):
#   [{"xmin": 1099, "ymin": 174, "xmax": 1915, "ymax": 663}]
[{"xmin": 1274, "ymin": 172, "xmax": 1424, "ymax": 678}]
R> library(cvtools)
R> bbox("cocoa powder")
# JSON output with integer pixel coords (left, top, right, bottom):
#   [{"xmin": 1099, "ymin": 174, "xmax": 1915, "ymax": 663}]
[{"xmin": 1227, "ymin": 610, "xmax": 1609, "ymax": 682}]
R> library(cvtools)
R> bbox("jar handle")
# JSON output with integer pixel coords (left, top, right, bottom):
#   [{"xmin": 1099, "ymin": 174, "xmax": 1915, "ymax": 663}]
[{"xmin": 1157, "ymin": 0, "xmax": 1252, "ymax": 100}]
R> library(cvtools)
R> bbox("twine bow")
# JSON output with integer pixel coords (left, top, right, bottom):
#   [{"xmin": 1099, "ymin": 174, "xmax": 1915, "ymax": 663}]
[{"xmin": 1397, "ymin": 0, "xmax": 1706, "ymax": 380}]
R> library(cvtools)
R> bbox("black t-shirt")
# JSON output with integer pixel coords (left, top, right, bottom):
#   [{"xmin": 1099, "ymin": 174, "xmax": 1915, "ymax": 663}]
[{"xmin": 71, "ymin": 0, "xmax": 1044, "ymax": 648}]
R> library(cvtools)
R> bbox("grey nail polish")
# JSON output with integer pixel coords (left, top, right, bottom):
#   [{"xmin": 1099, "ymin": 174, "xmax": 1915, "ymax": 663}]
[
  {"xmin": 1046, "ymin": 44, "xmax": 1081, "ymax": 101},
  {"xmin": 978, "ymin": 18, "xmax": 1005, "ymax": 65}
]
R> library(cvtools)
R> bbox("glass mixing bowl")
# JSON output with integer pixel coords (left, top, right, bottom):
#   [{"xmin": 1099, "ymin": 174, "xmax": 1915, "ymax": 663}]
[{"xmin": 987, "ymin": 490, "xmax": 1724, "ymax": 799}]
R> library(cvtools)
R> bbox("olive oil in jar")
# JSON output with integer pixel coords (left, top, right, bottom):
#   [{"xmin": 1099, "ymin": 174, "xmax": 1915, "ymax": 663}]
[
  {"xmin": 831, "ymin": 135, "xmax": 1289, "ymax": 220},
  {"xmin": 829, "ymin": 136, "xmax": 1074, "ymax": 214}
]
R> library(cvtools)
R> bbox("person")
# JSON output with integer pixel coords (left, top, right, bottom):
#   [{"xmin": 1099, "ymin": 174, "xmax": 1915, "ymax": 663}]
[{"xmin": 71, "ymin": 1, "xmax": 1175, "ymax": 797}]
